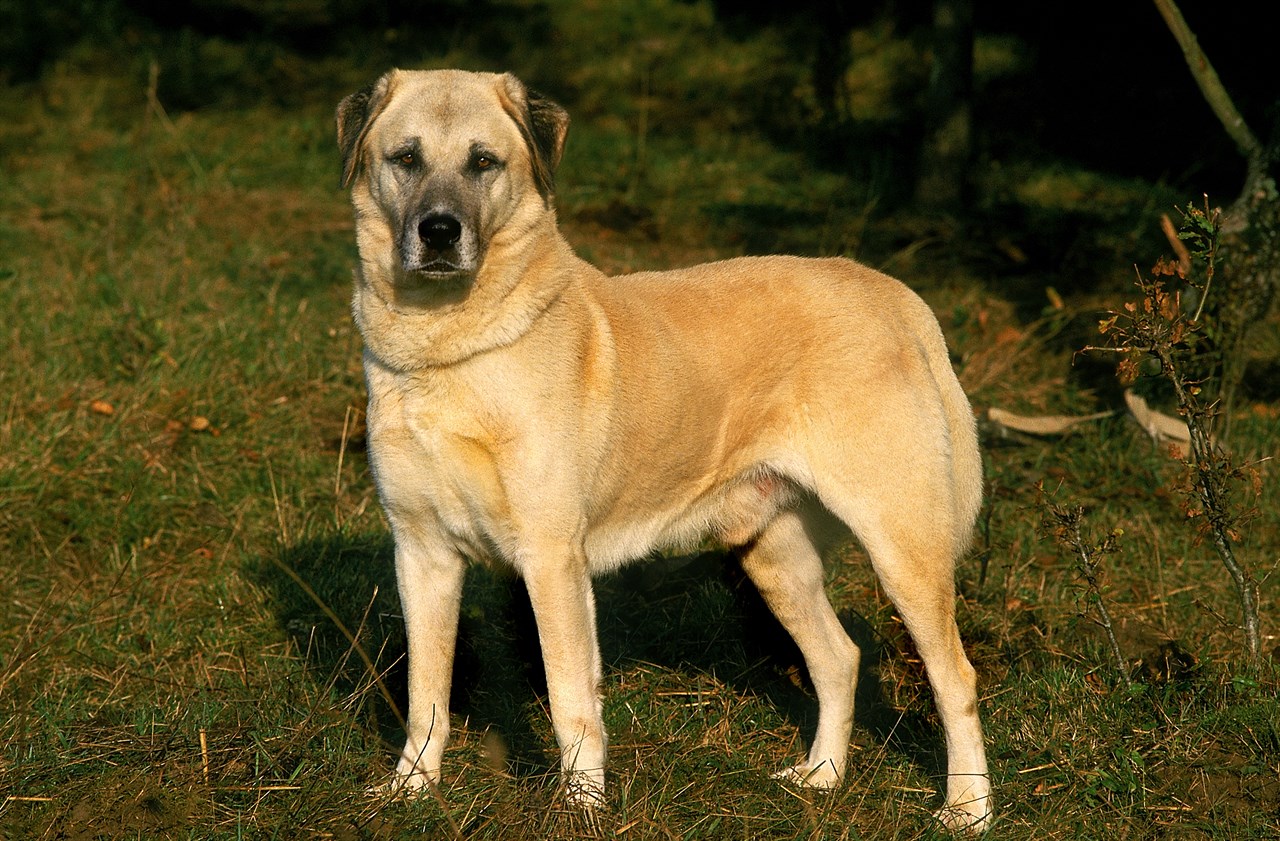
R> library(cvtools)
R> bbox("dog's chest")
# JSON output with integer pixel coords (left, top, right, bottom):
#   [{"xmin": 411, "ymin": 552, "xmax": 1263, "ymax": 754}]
[{"xmin": 365, "ymin": 364, "xmax": 520, "ymax": 562}]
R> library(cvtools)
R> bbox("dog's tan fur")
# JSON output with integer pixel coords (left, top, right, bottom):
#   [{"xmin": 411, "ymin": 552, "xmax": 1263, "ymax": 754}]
[{"xmin": 337, "ymin": 69, "xmax": 991, "ymax": 831}]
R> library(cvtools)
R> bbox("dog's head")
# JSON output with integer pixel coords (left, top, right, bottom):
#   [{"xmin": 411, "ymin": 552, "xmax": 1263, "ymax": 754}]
[{"xmin": 337, "ymin": 70, "xmax": 569, "ymax": 287}]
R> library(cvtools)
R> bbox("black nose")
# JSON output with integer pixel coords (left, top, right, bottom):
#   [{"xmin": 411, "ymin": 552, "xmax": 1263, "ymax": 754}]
[{"xmin": 418, "ymin": 214, "xmax": 462, "ymax": 251}]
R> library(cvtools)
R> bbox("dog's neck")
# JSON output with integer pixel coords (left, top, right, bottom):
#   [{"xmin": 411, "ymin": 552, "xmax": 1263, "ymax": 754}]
[{"xmin": 352, "ymin": 215, "xmax": 587, "ymax": 372}]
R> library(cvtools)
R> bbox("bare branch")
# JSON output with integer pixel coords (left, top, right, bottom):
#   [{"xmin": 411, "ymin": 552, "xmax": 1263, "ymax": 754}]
[{"xmin": 1151, "ymin": 0, "xmax": 1262, "ymax": 166}]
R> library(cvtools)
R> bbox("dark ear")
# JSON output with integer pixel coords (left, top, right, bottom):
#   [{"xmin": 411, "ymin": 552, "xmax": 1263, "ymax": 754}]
[
  {"xmin": 499, "ymin": 74, "xmax": 570, "ymax": 201},
  {"xmin": 525, "ymin": 87, "xmax": 570, "ymax": 177},
  {"xmin": 336, "ymin": 72, "xmax": 396, "ymax": 189}
]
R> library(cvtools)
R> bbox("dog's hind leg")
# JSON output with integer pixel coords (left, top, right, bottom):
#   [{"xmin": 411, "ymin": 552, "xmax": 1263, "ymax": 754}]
[
  {"xmin": 737, "ymin": 509, "xmax": 860, "ymax": 788},
  {"xmin": 817, "ymin": 482, "xmax": 991, "ymax": 833}
]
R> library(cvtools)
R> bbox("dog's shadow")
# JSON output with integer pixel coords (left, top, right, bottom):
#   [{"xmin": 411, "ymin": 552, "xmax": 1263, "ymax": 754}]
[{"xmin": 259, "ymin": 532, "xmax": 946, "ymax": 791}]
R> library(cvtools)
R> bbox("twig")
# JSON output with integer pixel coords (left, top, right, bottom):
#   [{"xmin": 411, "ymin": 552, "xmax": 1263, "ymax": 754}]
[
  {"xmin": 144, "ymin": 60, "xmax": 206, "ymax": 181},
  {"xmin": 334, "ymin": 404, "xmax": 357, "ymax": 527},
  {"xmin": 268, "ymin": 556, "xmax": 406, "ymax": 731},
  {"xmin": 1039, "ymin": 493, "xmax": 1132, "ymax": 688},
  {"xmin": 1096, "ymin": 204, "xmax": 1263, "ymax": 665},
  {"xmin": 1156, "ymin": 343, "xmax": 1262, "ymax": 662},
  {"xmin": 200, "ymin": 728, "xmax": 210, "ymax": 785},
  {"xmin": 1066, "ymin": 515, "xmax": 1131, "ymax": 689}
]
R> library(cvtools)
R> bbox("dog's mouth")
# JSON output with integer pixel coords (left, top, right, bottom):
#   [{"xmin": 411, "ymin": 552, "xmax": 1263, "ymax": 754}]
[
  {"xmin": 405, "ymin": 257, "xmax": 468, "ymax": 278},
  {"xmin": 390, "ymin": 259, "xmax": 473, "ymax": 308}
]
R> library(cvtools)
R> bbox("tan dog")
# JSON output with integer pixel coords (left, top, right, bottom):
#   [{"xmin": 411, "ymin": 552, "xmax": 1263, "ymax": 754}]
[{"xmin": 337, "ymin": 69, "xmax": 991, "ymax": 832}]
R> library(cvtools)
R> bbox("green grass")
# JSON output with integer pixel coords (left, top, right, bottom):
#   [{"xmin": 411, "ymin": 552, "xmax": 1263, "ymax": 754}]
[{"xmin": 2, "ymin": 15, "xmax": 1279, "ymax": 840}]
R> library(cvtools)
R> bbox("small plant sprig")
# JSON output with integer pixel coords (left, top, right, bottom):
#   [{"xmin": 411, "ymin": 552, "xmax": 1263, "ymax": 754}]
[
  {"xmin": 1090, "ymin": 199, "xmax": 1263, "ymax": 666},
  {"xmin": 1038, "ymin": 485, "xmax": 1132, "ymax": 688}
]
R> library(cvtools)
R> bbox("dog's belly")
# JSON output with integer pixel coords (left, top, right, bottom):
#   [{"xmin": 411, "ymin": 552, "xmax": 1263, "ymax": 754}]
[{"xmin": 581, "ymin": 468, "xmax": 798, "ymax": 570}]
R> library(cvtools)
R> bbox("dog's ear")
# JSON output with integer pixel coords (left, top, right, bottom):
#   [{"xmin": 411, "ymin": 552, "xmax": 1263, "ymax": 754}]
[
  {"xmin": 337, "ymin": 72, "xmax": 397, "ymax": 189},
  {"xmin": 499, "ymin": 74, "xmax": 569, "ymax": 202},
  {"xmin": 524, "ymin": 86, "xmax": 570, "ymax": 176}
]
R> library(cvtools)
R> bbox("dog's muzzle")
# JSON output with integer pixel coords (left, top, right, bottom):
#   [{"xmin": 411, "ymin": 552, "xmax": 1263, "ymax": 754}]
[{"xmin": 400, "ymin": 211, "xmax": 475, "ymax": 277}]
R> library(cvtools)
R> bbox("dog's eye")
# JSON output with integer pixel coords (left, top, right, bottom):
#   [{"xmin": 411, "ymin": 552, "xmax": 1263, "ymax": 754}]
[
  {"xmin": 470, "ymin": 153, "xmax": 501, "ymax": 173},
  {"xmin": 392, "ymin": 150, "xmax": 417, "ymax": 168}
]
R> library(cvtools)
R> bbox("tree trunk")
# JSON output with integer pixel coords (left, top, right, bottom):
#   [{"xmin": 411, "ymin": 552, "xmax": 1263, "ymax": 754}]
[{"xmin": 915, "ymin": 0, "xmax": 974, "ymax": 209}]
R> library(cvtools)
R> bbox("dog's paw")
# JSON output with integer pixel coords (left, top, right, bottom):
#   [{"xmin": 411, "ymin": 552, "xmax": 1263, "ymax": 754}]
[
  {"xmin": 771, "ymin": 760, "xmax": 841, "ymax": 790},
  {"xmin": 563, "ymin": 770, "xmax": 606, "ymax": 811},
  {"xmin": 934, "ymin": 800, "xmax": 993, "ymax": 834},
  {"xmin": 367, "ymin": 769, "xmax": 436, "ymax": 801}
]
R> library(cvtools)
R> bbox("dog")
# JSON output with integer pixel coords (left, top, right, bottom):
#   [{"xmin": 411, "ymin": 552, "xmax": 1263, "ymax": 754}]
[{"xmin": 337, "ymin": 69, "xmax": 991, "ymax": 832}]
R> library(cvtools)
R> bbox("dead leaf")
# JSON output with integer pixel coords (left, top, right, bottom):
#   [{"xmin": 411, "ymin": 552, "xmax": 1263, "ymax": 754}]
[
  {"xmin": 994, "ymin": 326, "xmax": 1024, "ymax": 346},
  {"xmin": 188, "ymin": 416, "xmax": 221, "ymax": 436},
  {"xmin": 1032, "ymin": 780, "xmax": 1065, "ymax": 795},
  {"xmin": 997, "ymin": 237, "xmax": 1028, "ymax": 264},
  {"xmin": 1160, "ymin": 213, "xmax": 1192, "ymax": 277},
  {"xmin": 987, "ymin": 407, "xmax": 1113, "ymax": 437},
  {"xmin": 1123, "ymin": 390, "xmax": 1191, "ymax": 457}
]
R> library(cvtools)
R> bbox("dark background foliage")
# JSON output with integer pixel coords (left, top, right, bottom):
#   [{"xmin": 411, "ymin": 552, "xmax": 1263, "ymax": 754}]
[{"xmin": 3, "ymin": 0, "xmax": 1274, "ymax": 198}]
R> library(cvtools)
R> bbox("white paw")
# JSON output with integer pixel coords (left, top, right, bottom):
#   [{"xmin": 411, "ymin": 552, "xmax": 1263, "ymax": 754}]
[
  {"xmin": 771, "ymin": 760, "xmax": 841, "ymax": 789},
  {"xmin": 368, "ymin": 767, "xmax": 436, "ymax": 800},
  {"xmin": 563, "ymin": 770, "xmax": 606, "ymax": 810},
  {"xmin": 934, "ymin": 799, "xmax": 993, "ymax": 834}
]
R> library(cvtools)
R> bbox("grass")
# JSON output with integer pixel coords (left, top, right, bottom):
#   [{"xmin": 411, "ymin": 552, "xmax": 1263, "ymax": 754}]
[{"xmin": 2, "ymin": 10, "xmax": 1279, "ymax": 839}]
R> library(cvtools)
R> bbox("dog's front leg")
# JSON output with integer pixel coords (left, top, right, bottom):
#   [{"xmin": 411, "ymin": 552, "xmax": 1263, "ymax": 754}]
[
  {"xmin": 522, "ymin": 547, "xmax": 606, "ymax": 807},
  {"xmin": 390, "ymin": 523, "xmax": 466, "ymax": 793}
]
